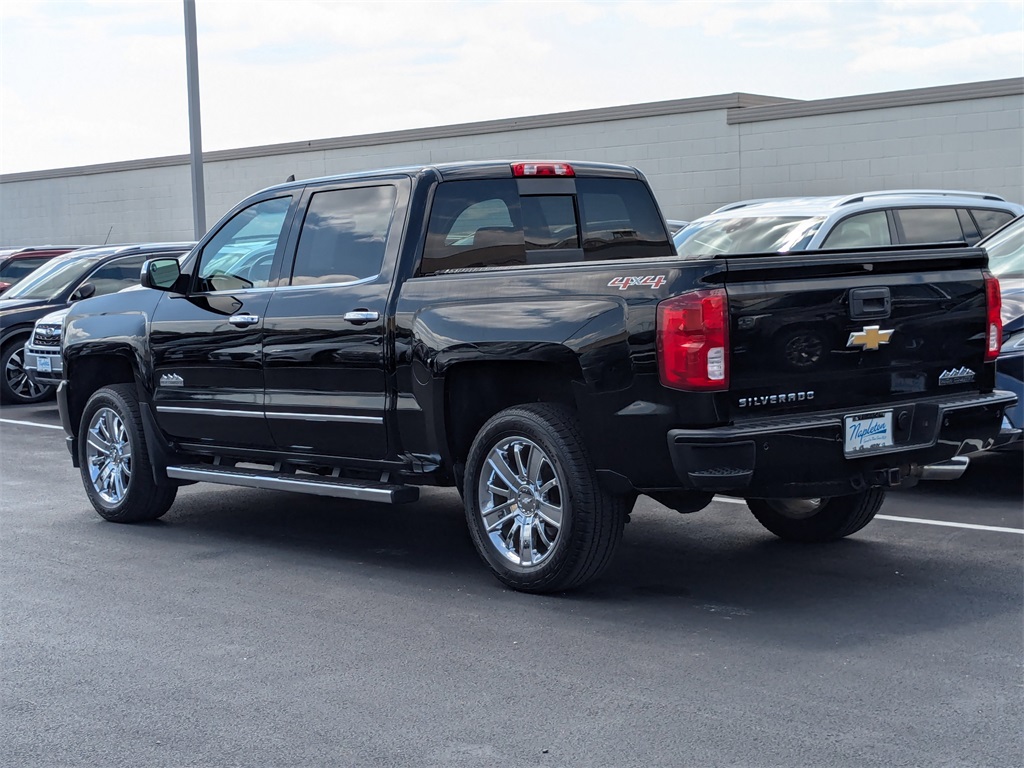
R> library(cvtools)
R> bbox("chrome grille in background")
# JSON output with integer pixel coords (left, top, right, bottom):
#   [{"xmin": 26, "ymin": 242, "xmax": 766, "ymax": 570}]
[{"xmin": 32, "ymin": 326, "xmax": 61, "ymax": 347}]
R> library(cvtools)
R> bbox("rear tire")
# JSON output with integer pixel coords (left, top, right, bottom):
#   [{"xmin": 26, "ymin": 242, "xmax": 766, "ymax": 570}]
[
  {"xmin": 1, "ymin": 335, "xmax": 55, "ymax": 404},
  {"xmin": 746, "ymin": 489, "xmax": 885, "ymax": 542},
  {"xmin": 78, "ymin": 384, "xmax": 177, "ymax": 522},
  {"xmin": 463, "ymin": 404, "xmax": 629, "ymax": 593}
]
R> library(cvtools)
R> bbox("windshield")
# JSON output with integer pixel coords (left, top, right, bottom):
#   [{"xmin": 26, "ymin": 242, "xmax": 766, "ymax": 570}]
[
  {"xmin": 2, "ymin": 253, "xmax": 106, "ymax": 300},
  {"xmin": 674, "ymin": 215, "xmax": 825, "ymax": 257},
  {"xmin": 983, "ymin": 217, "xmax": 1024, "ymax": 278}
]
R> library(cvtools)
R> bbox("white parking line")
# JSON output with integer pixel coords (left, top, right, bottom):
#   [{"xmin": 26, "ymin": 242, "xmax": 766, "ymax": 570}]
[
  {"xmin": 712, "ymin": 495, "xmax": 1024, "ymax": 535},
  {"xmin": 875, "ymin": 515, "xmax": 1024, "ymax": 535},
  {"xmin": 0, "ymin": 418, "xmax": 64, "ymax": 431}
]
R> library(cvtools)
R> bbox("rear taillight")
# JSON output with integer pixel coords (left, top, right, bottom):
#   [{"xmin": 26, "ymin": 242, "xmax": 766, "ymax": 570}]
[
  {"xmin": 656, "ymin": 288, "xmax": 729, "ymax": 391},
  {"xmin": 511, "ymin": 162, "xmax": 574, "ymax": 177},
  {"xmin": 984, "ymin": 270, "xmax": 1002, "ymax": 362}
]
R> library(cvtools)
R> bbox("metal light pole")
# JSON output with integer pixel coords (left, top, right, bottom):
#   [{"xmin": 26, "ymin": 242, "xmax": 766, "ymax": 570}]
[{"xmin": 183, "ymin": 0, "xmax": 206, "ymax": 238}]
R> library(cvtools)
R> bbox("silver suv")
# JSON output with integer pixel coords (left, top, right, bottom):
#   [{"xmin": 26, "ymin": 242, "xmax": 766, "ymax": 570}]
[{"xmin": 673, "ymin": 190, "xmax": 1024, "ymax": 256}]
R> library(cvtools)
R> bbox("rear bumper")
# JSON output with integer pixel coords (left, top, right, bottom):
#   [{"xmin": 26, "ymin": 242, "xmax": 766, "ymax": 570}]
[{"xmin": 667, "ymin": 391, "xmax": 1016, "ymax": 497}]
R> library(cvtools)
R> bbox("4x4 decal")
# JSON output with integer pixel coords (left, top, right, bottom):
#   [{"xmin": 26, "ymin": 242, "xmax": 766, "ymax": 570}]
[{"xmin": 608, "ymin": 275, "xmax": 666, "ymax": 290}]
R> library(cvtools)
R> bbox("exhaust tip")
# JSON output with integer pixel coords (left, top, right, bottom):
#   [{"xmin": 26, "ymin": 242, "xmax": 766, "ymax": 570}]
[{"xmin": 918, "ymin": 456, "xmax": 971, "ymax": 481}]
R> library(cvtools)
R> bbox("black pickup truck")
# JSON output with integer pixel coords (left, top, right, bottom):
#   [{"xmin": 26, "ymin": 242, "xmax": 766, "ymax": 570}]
[{"xmin": 57, "ymin": 161, "xmax": 1015, "ymax": 592}]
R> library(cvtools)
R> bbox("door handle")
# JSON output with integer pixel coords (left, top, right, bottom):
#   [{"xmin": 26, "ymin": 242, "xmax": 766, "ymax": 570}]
[
  {"xmin": 228, "ymin": 314, "xmax": 260, "ymax": 327},
  {"xmin": 343, "ymin": 310, "xmax": 380, "ymax": 324}
]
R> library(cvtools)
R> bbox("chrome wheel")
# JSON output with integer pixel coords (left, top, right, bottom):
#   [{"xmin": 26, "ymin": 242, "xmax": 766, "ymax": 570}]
[
  {"xmin": 477, "ymin": 436, "xmax": 564, "ymax": 568},
  {"xmin": 85, "ymin": 407, "xmax": 133, "ymax": 505},
  {"xmin": 766, "ymin": 498, "xmax": 824, "ymax": 519},
  {"xmin": 4, "ymin": 346, "xmax": 49, "ymax": 400}
]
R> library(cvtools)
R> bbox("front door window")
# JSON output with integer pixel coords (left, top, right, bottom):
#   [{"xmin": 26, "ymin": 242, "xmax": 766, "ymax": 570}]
[{"xmin": 195, "ymin": 196, "xmax": 292, "ymax": 292}]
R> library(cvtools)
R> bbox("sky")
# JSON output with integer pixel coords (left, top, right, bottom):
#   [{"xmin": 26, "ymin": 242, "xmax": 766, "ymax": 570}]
[{"xmin": 0, "ymin": 0, "xmax": 1022, "ymax": 175}]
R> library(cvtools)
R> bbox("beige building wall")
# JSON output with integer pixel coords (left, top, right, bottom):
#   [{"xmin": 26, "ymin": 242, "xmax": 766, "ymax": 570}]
[{"xmin": 0, "ymin": 79, "xmax": 1020, "ymax": 246}]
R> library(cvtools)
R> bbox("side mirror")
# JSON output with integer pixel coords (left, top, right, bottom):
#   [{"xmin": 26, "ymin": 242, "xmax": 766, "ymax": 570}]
[
  {"xmin": 70, "ymin": 282, "xmax": 96, "ymax": 302},
  {"xmin": 141, "ymin": 258, "xmax": 182, "ymax": 292}
]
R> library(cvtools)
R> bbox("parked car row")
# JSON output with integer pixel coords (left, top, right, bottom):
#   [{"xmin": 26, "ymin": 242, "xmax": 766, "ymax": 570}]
[{"xmin": 0, "ymin": 243, "xmax": 193, "ymax": 404}]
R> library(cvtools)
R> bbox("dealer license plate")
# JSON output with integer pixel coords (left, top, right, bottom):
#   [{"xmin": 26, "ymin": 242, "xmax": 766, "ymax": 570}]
[
  {"xmin": 844, "ymin": 410, "xmax": 893, "ymax": 455},
  {"xmin": 37, "ymin": 356, "xmax": 52, "ymax": 373}
]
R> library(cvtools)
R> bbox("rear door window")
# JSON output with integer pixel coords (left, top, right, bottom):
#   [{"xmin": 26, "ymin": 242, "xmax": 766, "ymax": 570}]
[
  {"xmin": 289, "ymin": 185, "xmax": 397, "ymax": 286},
  {"xmin": 895, "ymin": 208, "xmax": 965, "ymax": 245}
]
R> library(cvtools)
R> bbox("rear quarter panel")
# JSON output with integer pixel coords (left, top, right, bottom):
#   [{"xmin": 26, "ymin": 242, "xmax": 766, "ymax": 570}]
[{"xmin": 393, "ymin": 258, "xmax": 724, "ymax": 483}]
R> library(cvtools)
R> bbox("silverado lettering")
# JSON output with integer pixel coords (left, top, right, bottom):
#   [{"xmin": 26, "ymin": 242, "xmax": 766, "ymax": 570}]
[{"xmin": 739, "ymin": 392, "xmax": 815, "ymax": 408}]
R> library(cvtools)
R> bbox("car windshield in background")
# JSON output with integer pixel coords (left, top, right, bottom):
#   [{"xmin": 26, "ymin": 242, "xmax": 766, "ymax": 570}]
[
  {"xmin": 982, "ymin": 218, "xmax": 1024, "ymax": 278},
  {"xmin": 2, "ymin": 253, "xmax": 105, "ymax": 300},
  {"xmin": 674, "ymin": 216, "xmax": 825, "ymax": 257}
]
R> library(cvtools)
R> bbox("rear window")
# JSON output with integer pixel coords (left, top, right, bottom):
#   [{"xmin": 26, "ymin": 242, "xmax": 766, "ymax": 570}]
[
  {"xmin": 0, "ymin": 256, "xmax": 50, "ymax": 281},
  {"xmin": 971, "ymin": 208, "xmax": 1015, "ymax": 238},
  {"xmin": 418, "ymin": 178, "xmax": 672, "ymax": 275}
]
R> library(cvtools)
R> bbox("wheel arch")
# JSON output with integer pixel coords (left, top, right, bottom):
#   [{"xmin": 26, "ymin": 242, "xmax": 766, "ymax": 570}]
[
  {"xmin": 442, "ymin": 358, "xmax": 583, "ymax": 480},
  {"xmin": 0, "ymin": 323, "xmax": 35, "ymax": 348},
  {"xmin": 64, "ymin": 351, "xmax": 141, "ymax": 442}
]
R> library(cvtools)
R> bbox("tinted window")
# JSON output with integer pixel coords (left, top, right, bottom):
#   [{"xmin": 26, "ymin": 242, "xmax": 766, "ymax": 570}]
[
  {"xmin": 822, "ymin": 211, "xmax": 892, "ymax": 249},
  {"xmin": 896, "ymin": 208, "xmax": 964, "ymax": 245},
  {"xmin": 290, "ymin": 186, "xmax": 397, "ymax": 286},
  {"xmin": 957, "ymin": 209, "xmax": 981, "ymax": 244},
  {"xmin": 576, "ymin": 178, "xmax": 673, "ymax": 261},
  {"xmin": 971, "ymin": 208, "xmax": 1015, "ymax": 238},
  {"xmin": 522, "ymin": 195, "xmax": 578, "ymax": 250},
  {"xmin": 0, "ymin": 256, "xmax": 50, "ymax": 281},
  {"xmin": 419, "ymin": 177, "xmax": 672, "ymax": 275},
  {"xmin": 420, "ymin": 180, "xmax": 525, "ymax": 275},
  {"xmin": 196, "ymin": 196, "xmax": 292, "ymax": 292},
  {"xmin": 85, "ymin": 255, "xmax": 148, "ymax": 296}
]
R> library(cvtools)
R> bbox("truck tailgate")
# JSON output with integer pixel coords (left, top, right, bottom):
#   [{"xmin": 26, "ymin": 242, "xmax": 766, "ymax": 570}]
[{"xmin": 725, "ymin": 247, "xmax": 996, "ymax": 422}]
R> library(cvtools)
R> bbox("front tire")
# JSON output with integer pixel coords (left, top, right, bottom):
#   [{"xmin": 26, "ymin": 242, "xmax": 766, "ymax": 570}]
[
  {"xmin": 1, "ymin": 336, "xmax": 54, "ymax": 404},
  {"xmin": 746, "ymin": 489, "xmax": 885, "ymax": 542},
  {"xmin": 78, "ymin": 384, "xmax": 177, "ymax": 522},
  {"xmin": 463, "ymin": 404, "xmax": 629, "ymax": 593}
]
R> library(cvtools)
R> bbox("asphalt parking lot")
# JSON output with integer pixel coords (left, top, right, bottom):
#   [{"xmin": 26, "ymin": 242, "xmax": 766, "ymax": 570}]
[{"xmin": 2, "ymin": 401, "xmax": 1022, "ymax": 768}]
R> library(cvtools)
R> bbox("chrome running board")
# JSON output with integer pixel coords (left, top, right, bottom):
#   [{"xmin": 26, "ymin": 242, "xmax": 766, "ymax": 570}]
[{"xmin": 165, "ymin": 464, "xmax": 418, "ymax": 504}]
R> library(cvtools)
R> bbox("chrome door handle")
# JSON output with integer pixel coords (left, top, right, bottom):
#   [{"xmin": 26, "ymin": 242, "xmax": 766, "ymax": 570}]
[
  {"xmin": 228, "ymin": 314, "xmax": 260, "ymax": 327},
  {"xmin": 343, "ymin": 310, "xmax": 379, "ymax": 324}
]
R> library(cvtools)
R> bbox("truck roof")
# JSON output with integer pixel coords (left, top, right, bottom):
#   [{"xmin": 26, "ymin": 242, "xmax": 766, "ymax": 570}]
[{"xmin": 256, "ymin": 160, "xmax": 641, "ymax": 196}]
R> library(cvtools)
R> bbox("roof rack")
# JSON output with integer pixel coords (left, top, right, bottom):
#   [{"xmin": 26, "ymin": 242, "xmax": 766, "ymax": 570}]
[
  {"xmin": 836, "ymin": 190, "xmax": 1007, "ymax": 206},
  {"xmin": 709, "ymin": 198, "xmax": 789, "ymax": 214}
]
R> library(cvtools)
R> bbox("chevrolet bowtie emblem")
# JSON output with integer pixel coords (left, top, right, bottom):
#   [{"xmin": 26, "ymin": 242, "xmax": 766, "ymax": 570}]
[{"xmin": 847, "ymin": 325, "xmax": 894, "ymax": 351}]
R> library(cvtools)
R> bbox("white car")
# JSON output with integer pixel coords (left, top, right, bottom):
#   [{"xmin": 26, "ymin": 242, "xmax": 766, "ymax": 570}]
[{"xmin": 674, "ymin": 190, "xmax": 1023, "ymax": 256}]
